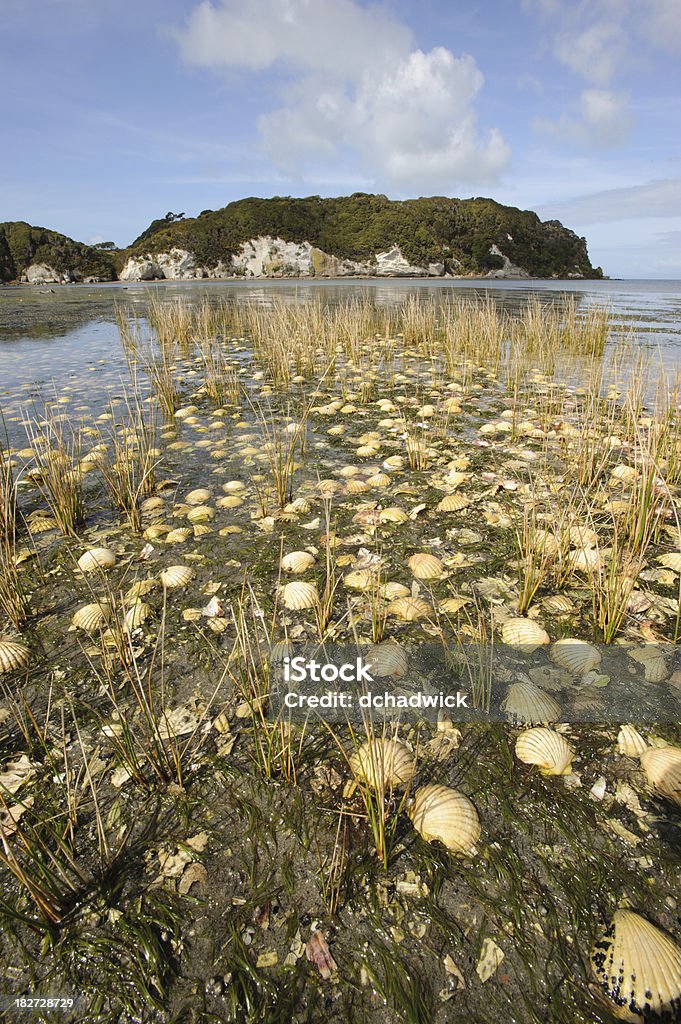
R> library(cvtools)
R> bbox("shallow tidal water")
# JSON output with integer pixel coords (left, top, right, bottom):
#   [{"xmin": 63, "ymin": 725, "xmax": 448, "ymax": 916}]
[{"xmin": 0, "ymin": 278, "xmax": 680, "ymax": 1024}]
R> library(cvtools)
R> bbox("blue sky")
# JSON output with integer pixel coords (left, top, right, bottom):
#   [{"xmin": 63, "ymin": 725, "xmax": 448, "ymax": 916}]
[{"xmin": 2, "ymin": 0, "xmax": 680, "ymax": 277}]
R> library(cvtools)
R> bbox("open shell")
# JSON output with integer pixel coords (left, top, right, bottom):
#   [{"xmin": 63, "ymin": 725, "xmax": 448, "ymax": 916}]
[
  {"xmin": 124, "ymin": 601, "xmax": 151, "ymax": 631},
  {"xmin": 349, "ymin": 738, "xmax": 415, "ymax": 791},
  {"xmin": 549, "ymin": 639, "xmax": 601, "ymax": 677},
  {"xmin": 282, "ymin": 581, "xmax": 319, "ymax": 611},
  {"xmin": 387, "ymin": 596, "xmax": 432, "ymax": 621},
  {"xmin": 281, "ymin": 551, "xmax": 316, "ymax": 573},
  {"xmin": 591, "ymin": 909, "xmax": 681, "ymax": 1023},
  {"xmin": 408, "ymin": 553, "xmax": 444, "ymax": 580},
  {"xmin": 640, "ymin": 746, "xmax": 681, "ymax": 805},
  {"xmin": 501, "ymin": 618, "xmax": 550, "ymax": 653},
  {"xmin": 77, "ymin": 547, "xmax": 116, "ymax": 574},
  {"xmin": 502, "ymin": 681, "xmax": 561, "ymax": 724},
  {"xmin": 159, "ymin": 565, "xmax": 195, "ymax": 589},
  {"xmin": 627, "ymin": 645, "xmax": 669, "ymax": 683},
  {"xmin": 364, "ymin": 642, "xmax": 409, "ymax": 679},
  {"xmin": 409, "ymin": 783, "xmax": 480, "ymax": 855},
  {"xmin": 617, "ymin": 725, "xmax": 647, "ymax": 758},
  {"xmin": 0, "ymin": 639, "xmax": 30, "ymax": 674},
  {"xmin": 515, "ymin": 727, "xmax": 574, "ymax": 775},
  {"xmin": 72, "ymin": 602, "xmax": 111, "ymax": 632}
]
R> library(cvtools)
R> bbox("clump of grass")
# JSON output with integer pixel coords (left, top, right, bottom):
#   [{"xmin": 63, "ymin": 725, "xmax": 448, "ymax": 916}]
[
  {"xmin": 0, "ymin": 430, "xmax": 29, "ymax": 627},
  {"xmin": 24, "ymin": 405, "xmax": 84, "ymax": 536},
  {"xmin": 588, "ymin": 519, "xmax": 646, "ymax": 643},
  {"xmin": 514, "ymin": 498, "xmax": 563, "ymax": 613},
  {"xmin": 96, "ymin": 390, "xmax": 160, "ymax": 533},
  {"xmin": 250, "ymin": 397, "xmax": 309, "ymax": 510}
]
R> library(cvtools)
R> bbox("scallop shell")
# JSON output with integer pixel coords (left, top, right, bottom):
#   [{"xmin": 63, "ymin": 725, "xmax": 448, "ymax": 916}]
[
  {"xmin": 549, "ymin": 639, "xmax": 601, "ymax": 677},
  {"xmin": 343, "ymin": 569, "xmax": 377, "ymax": 591},
  {"xmin": 502, "ymin": 682, "xmax": 561, "ymax": 724},
  {"xmin": 193, "ymin": 523, "xmax": 213, "ymax": 538},
  {"xmin": 657, "ymin": 553, "xmax": 681, "ymax": 573},
  {"xmin": 345, "ymin": 478, "xmax": 369, "ymax": 495},
  {"xmin": 187, "ymin": 505, "xmax": 214, "ymax": 523},
  {"xmin": 515, "ymin": 727, "xmax": 574, "ymax": 775},
  {"xmin": 124, "ymin": 601, "xmax": 150, "ymax": 630},
  {"xmin": 408, "ymin": 553, "xmax": 444, "ymax": 580},
  {"xmin": 0, "ymin": 639, "xmax": 30, "ymax": 674},
  {"xmin": 77, "ymin": 548, "xmax": 117, "ymax": 574},
  {"xmin": 216, "ymin": 495, "xmax": 243, "ymax": 509},
  {"xmin": 282, "ymin": 581, "xmax": 319, "ymax": 611},
  {"xmin": 617, "ymin": 725, "xmax": 647, "ymax": 758},
  {"xmin": 27, "ymin": 516, "xmax": 58, "ymax": 534},
  {"xmin": 141, "ymin": 496, "xmax": 165, "ymax": 513},
  {"xmin": 165, "ymin": 528, "xmax": 192, "ymax": 544},
  {"xmin": 387, "ymin": 596, "xmax": 432, "ymax": 621},
  {"xmin": 610, "ymin": 463, "xmax": 639, "ymax": 482},
  {"xmin": 185, "ymin": 488, "xmax": 211, "ymax": 505},
  {"xmin": 591, "ymin": 909, "xmax": 681, "ymax": 1022},
  {"xmin": 285, "ymin": 497, "xmax": 311, "ymax": 514},
  {"xmin": 159, "ymin": 565, "xmax": 195, "ymax": 589},
  {"xmin": 542, "ymin": 594, "xmax": 574, "ymax": 614},
  {"xmin": 72, "ymin": 602, "xmax": 111, "ymax": 632},
  {"xmin": 222, "ymin": 480, "xmax": 246, "ymax": 493},
  {"xmin": 501, "ymin": 618, "xmax": 550, "ymax": 653},
  {"xmin": 627, "ymin": 645, "xmax": 668, "ymax": 683},
  {"xmin": 356, "ymin": 445, "xmax": 380, "ymax": 458},
  {"xmin": 364, "ymin": 642, "xmax": 409, "ymax": 679},
  {"xmin": 381, "ymin": 582, "xmax": 411, "ymax": 600},
  {"xmin": 409, "ymin": 784, "xmax": 480, "ymax": 856},
  {"xmin": 281, "ymin": 551, "xmax": 316, "ymax": 573},
  {"xmin": 366, "ymin": 473, "xmax": 390, "ymax": 488},
  {"xmin": 437, "ymin": 493, "xmax": 470, "ymax": 512},
  {"xmin": 640, "ymin": 746, "xmax": 681, "ymax": 805},
  {"xmin": 379, "ymin": 507, "xmax": 408, "ymax": 524},
  {"xmin": 349, "ymin": 738, "xmax": 415, "ymax": 791}
]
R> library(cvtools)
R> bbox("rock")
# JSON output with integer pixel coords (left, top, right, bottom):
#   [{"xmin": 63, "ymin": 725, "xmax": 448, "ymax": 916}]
[
  {"xmin": 22, "ymin": 263, "xmax": 64, "ymax": 284},
  {"xmin": 485, "ymin": 244, "xmax": 531, "ymax": 279}
]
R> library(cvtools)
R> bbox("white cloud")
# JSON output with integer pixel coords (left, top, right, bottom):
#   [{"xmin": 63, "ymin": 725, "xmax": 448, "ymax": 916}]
[
  {"xmin": 554, "ymin": 21, "xmax": 627, "ymax": 85},
  {"xmin": 535, "ymin": 88, "xmax": 631, "ymax": 149},
  {"xmin": 173, "ymin": 0, "xmax": 509, "ymax": 190},
  {"xmin": 641, "ymin": 0, "xmax": 681, "ymax": 52}
]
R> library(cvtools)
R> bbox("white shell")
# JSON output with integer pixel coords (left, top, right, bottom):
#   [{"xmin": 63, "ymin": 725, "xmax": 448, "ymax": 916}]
[
  {"xmin": 502, "ymin": 682, "xmax": 561, "ymax": 724},
  {"xmin": 187, "ymin": 505, "xmax": 214, "ymax": 523},
  {"xmin": 379, "ymin": 507, "xmax": 409, "ymax": 524},
  {"xmin": 165, "ymin": 528, "xmax": 192, "ymax": 543},
  {"xmin": 627, "ymin": 645, "xmax": 669, "ymax": 683},
  {"xmin": 349, "ymin": 738, "xmax": 415, "ymax": 790},
  {"xmin": 364, "ymin": 642, "xmax": 409, "ymax": 678},
  {"xmin": 387, "ymin": 596, "xmax": 432, "ymax": 621},
  {"xmin": 408, "ymin": 553, "xmax": 444, "ymax": 580},
  {"xmin": 515, "ymin": 727, "xmax": 574, "ymax": 775},
  {"xmin": 542, "ymin": 594, "xmax": 574, "ymax": 614},
  {"xmin": 343, "ymin": 569, "xmax": 376, "ymax": 591},
  {"xmin": 77, "ymin": 548, "xmax": 117, "ymax": 574},
  {"xmin": 124, "ymin": 601, "xmax": 151, "ymax": 630},
  {"xmin": 657, "ymin": 552, "xmax": 681, "ymax": 573},
  {"xmin": 282, "ymin": 581, "xmax": 319, "ymax": 610},
  {"xmin": 549, "ymin": 639, "xmax": 601, "ymax": 677},
  {"xmin": 72, "ymin": 602, "xmax": 111, "ymax": 632},
  {"xmin": 281, "ymin": 551, "xmax": 316, "ymax": 573},
  {"xmin": 0, "ymin": 639, "xmax": 30, "ymax": 674},
  {"xmin": 409, "ymin": 784, "xmax": 480, "ymax": 855},
  {"xmin": 640, "ymin": 746, "xmax": 681, "ymax": 805},
  {"xmin": 591, "ymin": 909, "xmax": 681, "ymax": 1022},
  {"xmin": 437, "ymin": 493, "xmax": 470, "ymax": 512},
  {"xmin": 159, "ymin": 565, "xmax": 195, "ymax": 589},
  {"xmin": 185, "ymin": 488, "xmax": 211, "ymax": 505},
  {"xmin": 617, "ymin": 725, "xmax": 647, "ymax": 758},
  {"xmin": 501, "ymin": 618, "xmax": 550, "ymax": 652}
]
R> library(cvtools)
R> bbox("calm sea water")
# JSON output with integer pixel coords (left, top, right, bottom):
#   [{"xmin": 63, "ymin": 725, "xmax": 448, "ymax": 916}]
[{"xmin": 1, "ymin": 277, "xmax": 680, "ymax": 408}]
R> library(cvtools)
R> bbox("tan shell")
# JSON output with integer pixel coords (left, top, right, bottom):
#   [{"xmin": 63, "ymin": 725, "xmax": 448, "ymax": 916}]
[
  {"xmin": 409, "ymin": 784, "xmax": 480, "ymax": 855},
  {"xmin": 165, "ymin": 528, "xmax": 192, "ymax": 544},
  {"xmin": 591, "ymin": 909, "xmax": 681, "ymax": 1022},
  {"xmin": 515, "ymin": 727, "xmax": 574, "ymax": 775},
  {"xmin": 185, "ymin": 488, "xmax": 211, "ymax": 505},
  {"xmin": 364, "ymin": 641, "xmax": 409, "ymax": 678},
  {"xmin": 627, "ymin": 645, "xmax": 669, "ymax": 683},
  {"xmin": 542, "ymin": 594, "xmax": 574, "ymax": 614},
  {"xmin": 27, "ymin": 516, "xmax": 58, "ymax": 534},
  {"xmin": 281, "ymin": 551, "xmax": 316, "ymax": 573},
  {"xmin": 610, "ymin": 463, "xmax": 639, "ymax": 482},
  {"xmin": 379, "ymin": 507, "xmax": 409, "ymax": 524},
  {"xmin": 159, "ymin": 565, "xmax": 195, "ymax": 589},
  {"xmin": 502, "ymin": 682, "xmax": 561, "ymax": 724},
  {"xmin": 77, "ymin": 547, "xmax": 117, "ymax": 574},
  {"xmin": 437, "ymin": 493, "xmax": 470, "ymax": 512},
  {"xmin": 72, "ymin": 602, "xmax": 111, "ymax": 632},
  {"xmin": 124, "ymin": 601, "xmax": 151, "ymax": 630},
  {"xmin": 216, "ymin": 495, "xmax": 243, "ymax": 509},
  {"xmin": 0, "ymin": 639, "xmax": 30, "ymax": 675},
  {"xmin": 387, "ymin": 596, "xmax": 432, "ymax": 621},
  {"xmin": 640, "ymin": 746, "xmax": 681, "ymax": 805},
  {"xmin": 617, "ymin": 725, "xmax": 647, "ymax": 758},
  {"xmin": 349, "ymin": 738, "xmax": 415, "ymax": 791},
  {"xmin": 381, "ymin": 582, "xmax": 411, "ymax": 600},
  {"xmin": 193, "ymin": 523, "xmax": 213, "ymax": 538},
  {"xmin": 141, "ymin": 496, "xmax": 165, "ymax": 512},
  {"xmin": 501, "ymin": 618, "xmax": 550, "ymax": 652},
  {"xmin": 345, "ymin": 478, "xmax": 369, "ymax": 495},
  {"xmin": 366, "ymin": 473, "xmax": 390, "ymax": 489},
  {"xmin": 222, "ymin": 480, "xmax": 246, "ymax": 493},
  {"xmin": 285, "ymin": 497, "xmax": 311, "ymax": 514},
  {"xmin": 187, "ymin": 505, "xmax": 214, "ymax": 523},
  {"xmin": 282, "ymin": 581, "xmax": 319, "ymax": 611},
  {"xmin": 343, "ymin": 569, "xmax": 376, "ymax": 591},
  {"xmin": 657, "ymin": 552, "xmax": 681, "ymax": 573},
  {"xmin": 408, "ymin": 553, "xmax": 444, "ymax": 580},
  {"xmin": 549, "ymin": 639, "xmax": 601, "ymax": 677}
]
